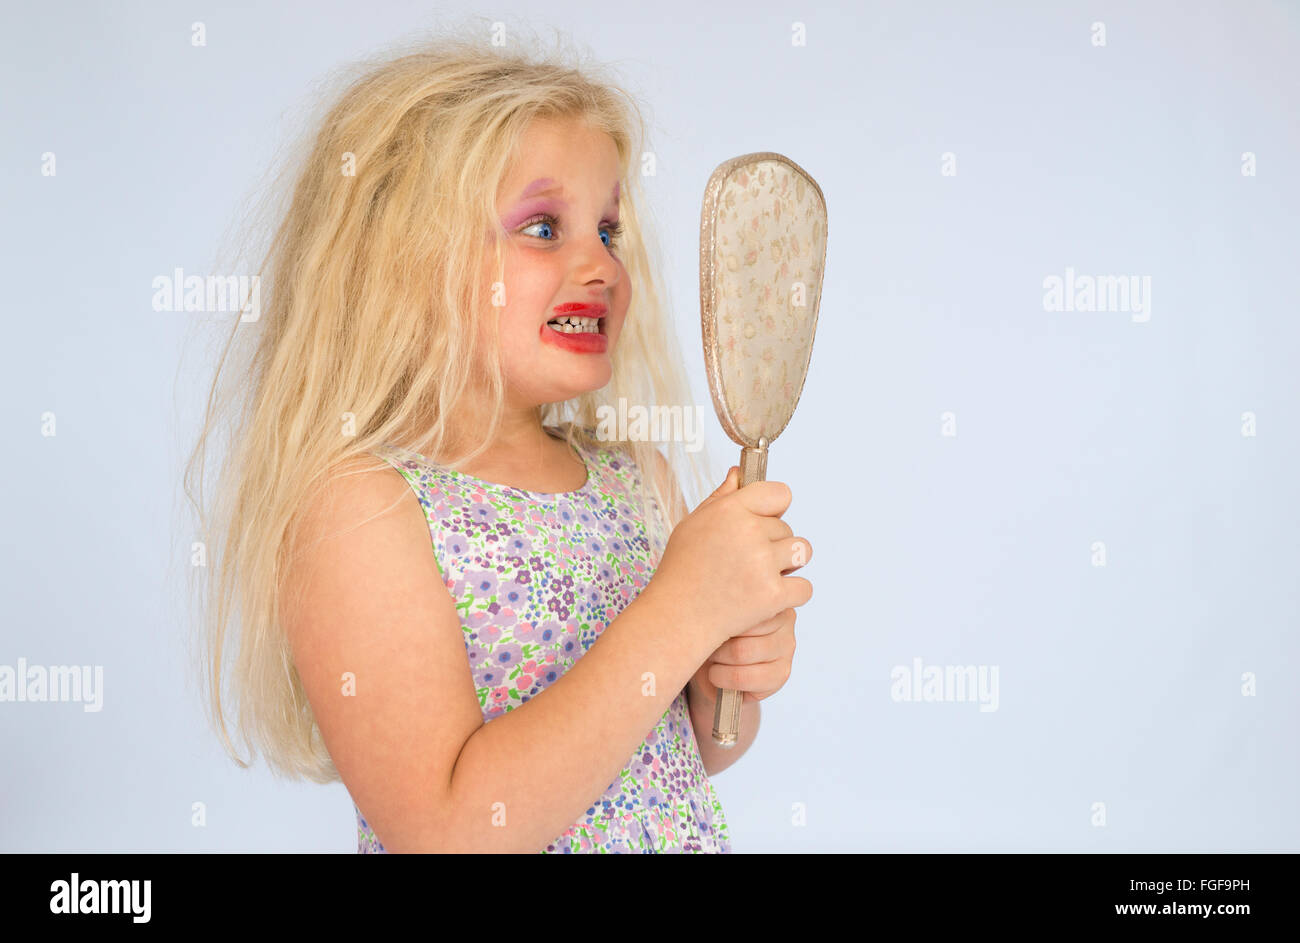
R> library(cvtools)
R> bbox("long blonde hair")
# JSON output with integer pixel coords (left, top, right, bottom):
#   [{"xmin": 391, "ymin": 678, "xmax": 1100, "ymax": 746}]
[{"xmin": 180, "ymin": 25, "xmax": 714, "ymax": 784}]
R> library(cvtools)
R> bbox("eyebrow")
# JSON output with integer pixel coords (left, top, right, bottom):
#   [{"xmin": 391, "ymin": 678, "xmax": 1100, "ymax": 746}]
[{"xmin": 518, "ymin": 177, "xmax": 621, "ymax": 205}]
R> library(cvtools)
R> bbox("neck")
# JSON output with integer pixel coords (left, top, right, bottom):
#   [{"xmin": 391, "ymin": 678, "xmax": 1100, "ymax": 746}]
[{"xmin": 434, "ymin": 394, "xmax": 570, "ymax": 473}]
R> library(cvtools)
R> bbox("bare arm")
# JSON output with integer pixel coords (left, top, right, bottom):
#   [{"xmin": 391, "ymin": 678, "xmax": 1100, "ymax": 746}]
[
  {"xmin": 650, "ymin": 449, "xmax": 762, "ymax": 778},
  {"xmin": 283, "ymin": 464, "xmax": 713, "ymax": 853}
]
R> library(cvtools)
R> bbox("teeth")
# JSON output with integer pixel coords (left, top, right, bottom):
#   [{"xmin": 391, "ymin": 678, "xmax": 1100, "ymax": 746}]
[{"xmin": 547, "ymin": 315, "xmax": 600, "ymax": 333}]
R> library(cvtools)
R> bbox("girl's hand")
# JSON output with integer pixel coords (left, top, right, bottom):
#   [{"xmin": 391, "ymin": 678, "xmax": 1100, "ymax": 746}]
[
  {"xmin": 650, "ymin": 466, "xmax": 813, "ymax": 655},
  {"xmin": 687, "ymin": 607, "xmax": 798, "ymax": 708}
]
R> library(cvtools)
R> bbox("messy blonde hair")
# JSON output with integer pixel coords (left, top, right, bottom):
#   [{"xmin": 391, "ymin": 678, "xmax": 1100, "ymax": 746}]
[{"xmin": 180, "ymin": 24, "xmax": 714, "ymax": 783}]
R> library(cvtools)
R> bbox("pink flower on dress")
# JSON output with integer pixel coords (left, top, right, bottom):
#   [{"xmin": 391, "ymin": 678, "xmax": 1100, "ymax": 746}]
[{"xmin": 491, "ymin": 686, "xmax": 509, "ymax": 702}]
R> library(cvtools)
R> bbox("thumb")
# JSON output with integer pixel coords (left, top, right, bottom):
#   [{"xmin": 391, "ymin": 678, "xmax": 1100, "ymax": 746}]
[{"xmin": 698, "ymin": 465, "xmax": 740, "ymax": 508}]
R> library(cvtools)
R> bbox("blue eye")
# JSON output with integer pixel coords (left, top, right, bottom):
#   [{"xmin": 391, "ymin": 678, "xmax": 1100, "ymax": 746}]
[
  {"xmin": 600, "ymin": 223, "xmax": 624, "ymax": 248},
  {"xmin": 521, "ymin": 218, "xmax": 555, "ymax": 240},
  {"xmin": 519, "ymin": 214, "xmax": 623, "ymax": 250}
]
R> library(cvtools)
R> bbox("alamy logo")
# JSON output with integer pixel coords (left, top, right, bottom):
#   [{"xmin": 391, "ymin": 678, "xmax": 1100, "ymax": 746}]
[
  {"xmin": 50, "ymin": 873, "xmax": 150, "ymax": 923},
  {"xmin": 890, "ymin": 657, "xmax": 999, "ymax": 712},
  {"xmin": 0, "ymin": 658, "xmax": 103, "ymax": 711},
  {"xmin": 1042, "ymin": 266, "xmax": 1151, "ymax": 322},
  {"xmin": 593, "ymin": 399, "xmax": 705, "ymax": 452},
  {"xmin": 151, "ymin": 268, "xmax": 260, "ymax": 321}
]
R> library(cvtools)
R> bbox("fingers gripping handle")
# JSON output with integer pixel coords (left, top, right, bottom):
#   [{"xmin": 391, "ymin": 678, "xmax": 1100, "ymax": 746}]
[{"xmin": 711, "ymin": 437, "xmax": 768, "ymax": 747}]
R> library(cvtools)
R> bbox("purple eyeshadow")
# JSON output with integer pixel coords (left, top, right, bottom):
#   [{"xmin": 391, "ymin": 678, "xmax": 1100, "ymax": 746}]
[{"xmin": 501, "ymin": 198, "xmax": 565, "ymax": 231}]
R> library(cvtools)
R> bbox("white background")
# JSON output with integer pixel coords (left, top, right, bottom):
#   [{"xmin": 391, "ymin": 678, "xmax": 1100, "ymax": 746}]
[{"xmin": 2, "ymin": 0, "xmax": 1297, "ymax": 851}]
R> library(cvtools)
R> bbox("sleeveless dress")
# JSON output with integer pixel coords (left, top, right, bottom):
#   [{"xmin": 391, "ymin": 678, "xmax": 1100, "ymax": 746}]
[{"xmin": 353, "ymin": 424, "xmax": 732, "ymax": 853}]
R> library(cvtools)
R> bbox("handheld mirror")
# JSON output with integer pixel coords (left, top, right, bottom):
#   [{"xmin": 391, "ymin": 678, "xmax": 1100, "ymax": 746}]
[{"xmin": 698, "ymin": 152, "xmax": 827, "ymax": 747}]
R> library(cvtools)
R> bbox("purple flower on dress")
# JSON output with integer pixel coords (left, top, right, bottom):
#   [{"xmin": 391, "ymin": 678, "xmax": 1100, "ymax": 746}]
[
  {"xmin": 503, "ymin": 533, "xmax": 532, "ymax": 556},
  {"xmin": 465, "ymin": 568, "xmax": 499, "ymax": 599},
  {"xmin": 465, "ymin": 642, "xmax": 490, "ymax": 667},
  {"xmin": 496, "ymin": 579, "xmax": 527, "ymax": 609},
  {"xmin": 480, "ymin": 662, "xmax": 508, "ymax": 687},
  {"xmin": 444, "ymin": 534, "xmax": 469, "ymax": 557},
  {"xmin": 491, "ymin": 643, "xmax": 524, "ymax": 673}
]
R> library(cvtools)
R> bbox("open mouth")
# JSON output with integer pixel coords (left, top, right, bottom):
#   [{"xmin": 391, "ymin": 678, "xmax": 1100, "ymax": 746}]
[{"xmin": 545, "ymin": 315, "xmax": 604, "ymax": 335}]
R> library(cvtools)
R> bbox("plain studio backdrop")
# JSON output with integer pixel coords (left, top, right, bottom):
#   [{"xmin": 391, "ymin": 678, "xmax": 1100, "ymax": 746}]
[{"xmin": 2, "ymin": 0, "xmax": 1297, "ymax": 852}]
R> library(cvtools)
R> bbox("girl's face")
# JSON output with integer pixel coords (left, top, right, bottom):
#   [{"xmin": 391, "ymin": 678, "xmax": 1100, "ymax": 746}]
[{"xmin": 482, "ymin": 115, "xmax": 631, "ymax": 407}]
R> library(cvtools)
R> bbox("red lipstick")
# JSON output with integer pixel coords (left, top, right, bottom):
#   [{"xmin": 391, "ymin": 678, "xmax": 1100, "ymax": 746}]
[
  {"xmin": 551, "ymin": 303, "xmax": 607, "ymax": 316},
  {"xmin": 542, "ymin": 302, "xmax": 609, "ymax": 353}
]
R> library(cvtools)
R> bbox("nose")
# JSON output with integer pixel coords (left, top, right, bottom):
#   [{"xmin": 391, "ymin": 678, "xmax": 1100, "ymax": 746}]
[{"xmin": 571, "ymin": 229, "xmax": 621, "ymax": 286}]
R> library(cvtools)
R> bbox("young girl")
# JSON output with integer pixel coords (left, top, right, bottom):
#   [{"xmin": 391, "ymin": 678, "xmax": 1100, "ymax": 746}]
[{"xmin": 184, "ymin": 29, "xmax": 812, "ymax": 853}]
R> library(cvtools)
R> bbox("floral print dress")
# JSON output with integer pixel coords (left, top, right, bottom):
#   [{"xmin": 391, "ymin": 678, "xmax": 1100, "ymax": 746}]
[{"xmin": 354, "ymin": 425, "xmax": 731, "ymax": 853}]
